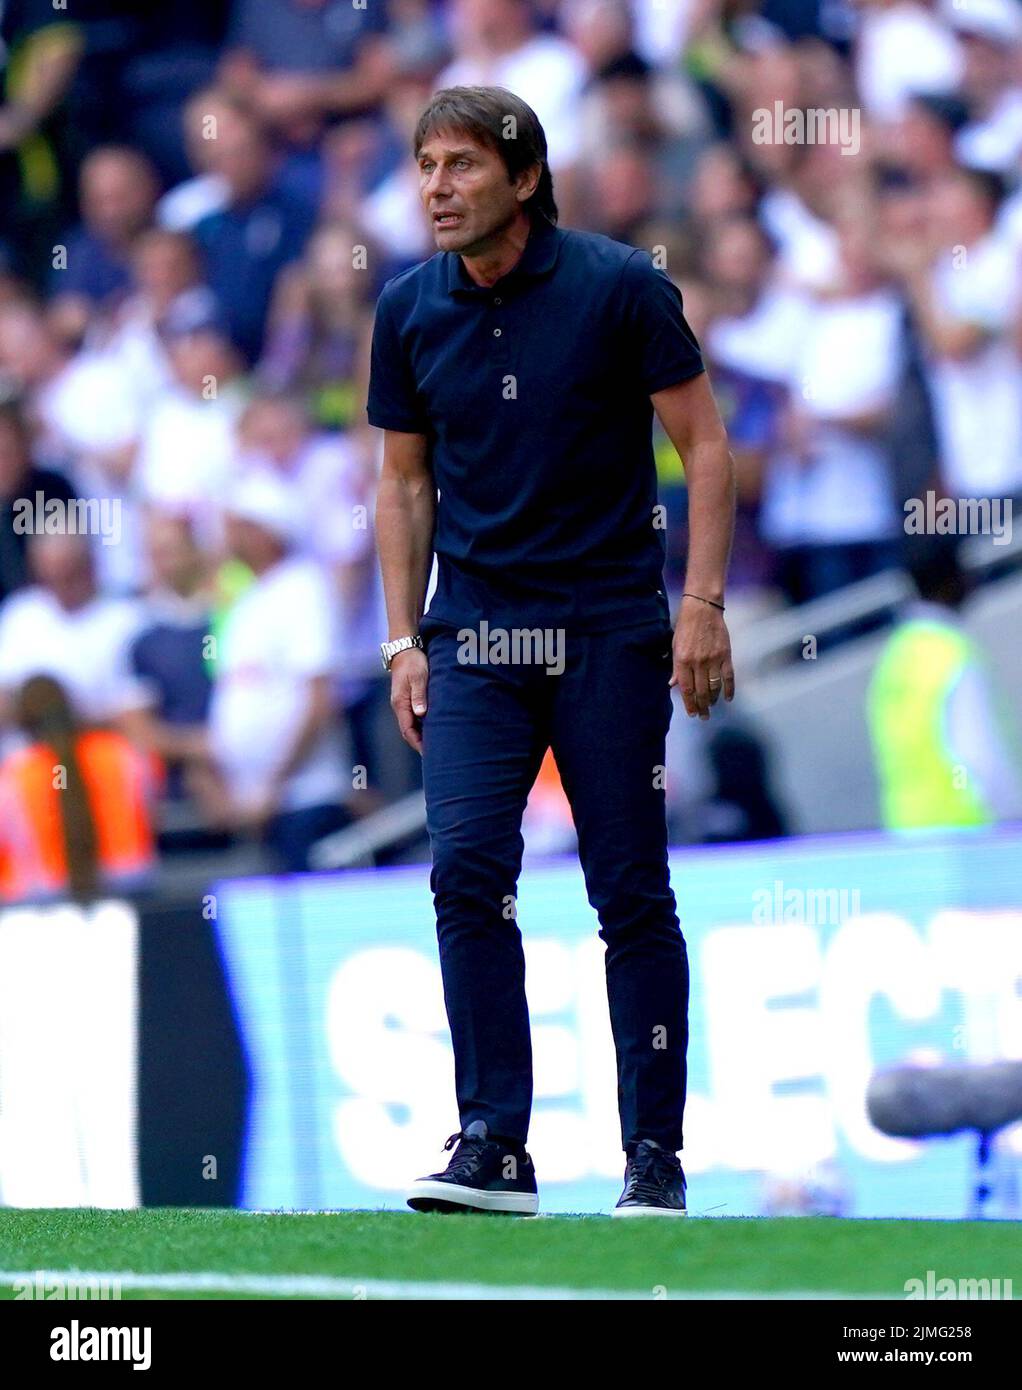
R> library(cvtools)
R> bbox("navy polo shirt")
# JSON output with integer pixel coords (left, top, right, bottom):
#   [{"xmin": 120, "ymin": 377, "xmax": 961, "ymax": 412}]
[{"xmin": 367, "ymin": 215, "xmax": 704, "ymax": 633}]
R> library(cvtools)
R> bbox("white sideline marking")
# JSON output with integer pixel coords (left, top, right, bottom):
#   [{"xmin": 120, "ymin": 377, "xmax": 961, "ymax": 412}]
[{"xmin": 0, "ymin": 1269, "xmax": 892, "ymax": 1300}]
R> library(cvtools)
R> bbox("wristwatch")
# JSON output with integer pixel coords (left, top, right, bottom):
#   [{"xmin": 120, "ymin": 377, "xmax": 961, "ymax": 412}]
[{"xmin": 380, "ymin": 635, "xmax": 424, "ymax": 671}]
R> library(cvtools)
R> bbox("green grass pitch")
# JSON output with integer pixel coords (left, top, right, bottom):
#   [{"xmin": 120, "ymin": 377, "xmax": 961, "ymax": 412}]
[{"xmin": 1, "ymin": 1210, "xmax": 1019, "ymax": 1300}]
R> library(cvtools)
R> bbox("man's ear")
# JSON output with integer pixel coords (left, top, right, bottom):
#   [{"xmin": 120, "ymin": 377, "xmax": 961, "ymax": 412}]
[{"xmin": 515, "ymin": 163, "xmax": 543, "ymax": 203}]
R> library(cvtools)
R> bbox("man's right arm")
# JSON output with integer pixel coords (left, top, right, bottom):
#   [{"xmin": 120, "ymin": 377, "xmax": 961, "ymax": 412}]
[{"xmin": 374, "ymin": 428, "xmax": 435, "ymax": 753}]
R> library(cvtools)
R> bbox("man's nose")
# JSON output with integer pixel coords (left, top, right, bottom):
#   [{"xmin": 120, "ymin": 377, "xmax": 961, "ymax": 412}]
[{"xmin": 424, "ymin": 166, "xmax": 452, "ymax": 198}]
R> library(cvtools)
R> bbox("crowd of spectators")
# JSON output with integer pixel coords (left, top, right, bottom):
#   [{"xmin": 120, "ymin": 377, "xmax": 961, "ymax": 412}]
[{"xmin": 1, "ymin": 0, "xmax": 1021, "ymax": 886}]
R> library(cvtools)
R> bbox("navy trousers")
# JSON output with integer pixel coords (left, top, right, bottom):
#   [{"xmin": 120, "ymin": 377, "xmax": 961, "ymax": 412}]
[{"xmin": 420, "ymin": 616, "xmax": 689, "ymax": 1153}]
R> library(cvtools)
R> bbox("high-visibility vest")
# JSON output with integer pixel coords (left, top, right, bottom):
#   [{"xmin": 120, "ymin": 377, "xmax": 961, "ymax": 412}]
[
  {"xmin": 866, "ymin": 620, "xmax": 993, "ymax": 830},
  {"xmin": 0, "ymin": 731, "xmax": 157, "ymax": 902}
]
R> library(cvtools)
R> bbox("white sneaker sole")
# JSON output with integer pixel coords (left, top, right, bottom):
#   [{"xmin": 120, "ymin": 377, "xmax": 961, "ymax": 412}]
[
  {"xmin": 612, "ymin": 1205, "xmax": 687, "ymax": 1218},
  {"xmin": 406, "ymin": 1180, "xmax": 539, "ymax": 1215}
]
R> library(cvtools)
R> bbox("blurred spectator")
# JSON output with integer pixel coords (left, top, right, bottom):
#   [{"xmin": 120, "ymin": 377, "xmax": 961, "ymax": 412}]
[
  {"xmin": 157, "ymin": 88, "xmax": 243, "ymax": 233},
  {"xmin": 705, "ymin": 213, "xmax": 811, "ymax": 387},
  {"xmin": 891, "ymin": 93, "xmax": 969, "ymax": 184},
  {"xmin": 0, "ymin": 300, "xmax": 137, "ymax": 471},
  {"xmin": 98, "ymin": 229, "xmax": 220, "ymax": 414},
  {"xmin": 0, "ymin": 1, "xmax": 84, "ymax": 287},
  {"xmin": 0, "ymin": 395, "xmax": 76, "ymax": 602},
  {"xmin": 136, "ymin": 318, "xmax": 247, "ymax": 532},
  {"xmin": 257, "ymin": 223, "xmax": 375, "ymax": 428},
  {"xmin": 0, "ymin": 674, "xmax": 157, "ymax": 904},
  {"xmin": 189, "ymin": 106, "xmax": 318, "ymax": 362},
  {"xmin": 855, "ymin": 0, "xmax": 962, "ymax": 123},
  {"xmin": 948, "ymin": 0, "xmax": 1022, "ymax": 173},
  {"xmin": 236, "ymin": 389, "xmax": 374, "ymax": 587},
  {"xmin": 49, "ymin": 146, "xmax": 160, "ymax": 338},
  {"xmin": 219, "ymin": 0, "xmax": 395, "ymax": 147},
  {"xmin": 210, "ymin": 470, "xmax": 352, "ymax": 871},
  {"xmin": 438, "ymin": 0, "xmax": 587, "ymax": 172},
  {"xmin": 119, "ymin": 512, "xmax": 217, "ymax": 807},
  {"xmin": 565, "ymin": 0, "xmax": 708, "ymax": 199},
  {"xmin": 358, "ymin": 58, "xmax": 444, "ymax": 272},
  {"xmin": 583, "ymin": 137, "xmax": 658, "ymax": 241},
  {"xmin": 760, "ymin": 213, "xmax": 904, "ymax": 601},
  {"xmin": 900, "ymin": 166, "xmax": 1022, "ymax": 500},
  {"xmin": 235, "ymin": 390, "xmax": 415, "ymax": 799},
  {"xmin": 0, "ymin": 532, "xmax": 141, "ymax": 728},
  {"xmin": 688, "ymin": 143, "xmax": 762, "ymax": 224},
  {"xmin": 867, "ymin": 535, "xmax": 1022, "ymax": 828}
]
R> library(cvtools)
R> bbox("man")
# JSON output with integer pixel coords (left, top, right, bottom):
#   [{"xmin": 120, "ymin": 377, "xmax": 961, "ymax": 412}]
[
  {"xmin": 900, "ymin": 166, "xmax": 1022, "ymax": 501},
  {"xmin": 119, "ymin": 511, "xmax": 215, "ymax": 806},
  {"xmin": 190, "ymin": 108, "xmax": 317, "ymax": 363},
  {"xmin": 0, "ymin": 531, "xmax": 141, "ymax": 733},
  {"xmin": 48, "ymin": 145, "xmax": 160, "ymax": 326},
  {"xmin": 209, "ymin": 471, "xmax": 351, "ymax": 872},
  {"xmin": 368, "ymin": 86, "xmax": 735, "ymax": 1216}
]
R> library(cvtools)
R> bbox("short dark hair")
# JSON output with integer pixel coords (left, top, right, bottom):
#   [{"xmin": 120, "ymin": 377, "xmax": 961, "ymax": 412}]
[{"xmin": 413, "ymin": 85, "xmax": 558, "ymax": 225}]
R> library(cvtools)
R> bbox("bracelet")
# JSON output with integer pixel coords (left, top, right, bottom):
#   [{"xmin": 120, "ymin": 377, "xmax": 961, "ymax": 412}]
[{"xmin": 682, "ymin": 592, "xmax": 725, "ymax": 612}]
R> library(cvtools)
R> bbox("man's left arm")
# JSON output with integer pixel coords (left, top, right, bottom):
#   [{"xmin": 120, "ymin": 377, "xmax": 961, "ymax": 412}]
[{"xmin": 652, "ymin": 373, "xmax": 736, "ymax": 720}]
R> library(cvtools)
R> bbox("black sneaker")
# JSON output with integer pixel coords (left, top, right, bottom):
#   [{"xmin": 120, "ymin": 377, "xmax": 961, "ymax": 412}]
[
  {"xmin": 613, "ymin": 1140, "xmax": 687, "ymax": 1217},
  {"xmin": 406, "ymin": 1121, "xmax": 539, "ymax": 1215}
]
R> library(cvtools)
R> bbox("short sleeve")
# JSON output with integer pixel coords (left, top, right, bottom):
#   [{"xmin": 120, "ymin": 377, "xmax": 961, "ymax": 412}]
[
  {"xmin": 367, "ymin": 291, "xmax": 428, "ymax": 433},
  {"xmin": 619, "ymin": 252, "xmax": 705, "ymax": 395}
]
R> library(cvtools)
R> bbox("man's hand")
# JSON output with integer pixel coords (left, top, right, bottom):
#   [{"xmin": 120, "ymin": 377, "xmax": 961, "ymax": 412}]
[
  {"xmin": 390, "ymin": 647, "xmax": 430, "ymax": 753},
  {"xmin": 670, "ymin": 598, "xmax": 736, "ymax": 720}
]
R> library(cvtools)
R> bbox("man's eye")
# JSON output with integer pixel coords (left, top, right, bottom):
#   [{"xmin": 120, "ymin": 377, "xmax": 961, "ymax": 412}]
[{"xmin": 453, "ymin": 161, "xmax": 469, "ymax": 170}]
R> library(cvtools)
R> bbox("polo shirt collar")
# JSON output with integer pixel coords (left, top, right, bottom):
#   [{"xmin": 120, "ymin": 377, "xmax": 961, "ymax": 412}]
[{"xmin": 446, "ymin": 215, "xmax": 561, "ymax": 296}]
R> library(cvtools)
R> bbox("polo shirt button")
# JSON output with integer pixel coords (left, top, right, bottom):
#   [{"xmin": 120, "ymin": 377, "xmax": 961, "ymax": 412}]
[
  {"xmin": 494, "ymin": 297, "xmax": 502, "ymax": 305},
  {"xmin": 493, "ymin": 328, "xmax": 502, "ymax": 337}
]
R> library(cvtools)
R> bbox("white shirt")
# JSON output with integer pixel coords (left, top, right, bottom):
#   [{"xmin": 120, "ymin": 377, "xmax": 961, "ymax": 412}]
[
  {"xmin": 761, "ymin": 289, "xmax": 904, "ymax": 545},
  {"xmin": 235, "ymin": 439, "xmax": 384, "ymax": 686},
  {"xmin": 926, "ymin": 233, "xmax": 1022, "ymax": 497},
  {"xmin": 157, "ymin": 174, "xmax": 230, "ymax": 233},
  {"xmin": 855, "ymin": 3, "xmax": 962, "ymax": 123},
  {"xmin": 0, "ymin": 588, "xmax": 142, "ymax": 722},
  {"xmin": 36, "ymin": 353, "xmax": 151, "ymax": 593},
  {"xmin": 439, "ymin": 35, "xmax": 587, "ymax": 170},
  {"xmin": 758, "ymin": 188, "xmax": 841, "ymax": 292},
  {"xmin": 956, "ymin": 90, "xmax": 1022, "ymax": 174},
  {"xmin": 209, "ymin": 556, "xmax": 346, "ymax": 812},
  {"xmin": 709, "ymin": 285, "xmax": 814, "ymax": 386},
  {"xmin": 136, "ymin": 385, "xmax": 245, "ymax": 553},
  {"xmin": 631, "ymin": 0, "xmax": 698, "ymax": 67}
]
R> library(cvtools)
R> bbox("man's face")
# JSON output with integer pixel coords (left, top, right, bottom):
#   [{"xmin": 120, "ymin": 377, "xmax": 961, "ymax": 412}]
[
  {"xmin": 30, "ymin": 535, "xmax": 94, "ymax": 611},
  {"xmin": 418, "ymin": 128, "xmax": 536, "ymax": 254},
  {"xmin": 147, "ymin": 515, "xmax": 200, "ymax": 594},
  {"xmin": 81, "ymin": 155, "xmax": 155, "ymax": 244}
]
